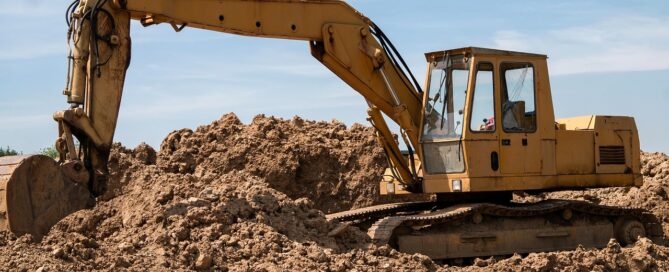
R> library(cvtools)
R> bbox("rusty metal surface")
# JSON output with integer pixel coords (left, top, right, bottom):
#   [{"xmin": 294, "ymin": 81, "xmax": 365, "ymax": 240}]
[
  {"xmin": 326, "ymin": 201, "xmax": 436, "ymax": 222},
  {"xmin": 333, "ymin": 199, "xmax": 659, "ymax": 259},
  {"xmin": 367, "ymin": 200, "xmax": 650, "ymax": 245},
  {"xmin": 0, "ymin": 155, "xmax": 28, "ymax": 232},
  {"xmin": 0, "ymin": 155, "xmax": 91, "ymax": 240}
]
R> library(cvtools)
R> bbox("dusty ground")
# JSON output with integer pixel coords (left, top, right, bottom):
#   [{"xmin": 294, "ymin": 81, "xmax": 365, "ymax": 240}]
[{"xmin": 1, "ymin": 114, "xmax": 669, "ymax": 272}]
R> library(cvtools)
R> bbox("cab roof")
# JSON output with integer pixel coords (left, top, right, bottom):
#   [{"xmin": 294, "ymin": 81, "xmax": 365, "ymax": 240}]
[{"xmin": 424, "ymin": 47, "xmax": 547, "ymax": 61}]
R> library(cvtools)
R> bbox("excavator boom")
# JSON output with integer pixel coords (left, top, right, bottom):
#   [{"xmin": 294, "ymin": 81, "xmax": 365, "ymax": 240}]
[{"xmin": 66, "ymin": 0, "xmax": 424, "ymax": 192}]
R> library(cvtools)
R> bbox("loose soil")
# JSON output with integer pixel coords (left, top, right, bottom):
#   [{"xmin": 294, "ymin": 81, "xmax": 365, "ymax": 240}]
[{"xmin": 1, "ymin": 114, "xmax": 668, "ymax": 272}]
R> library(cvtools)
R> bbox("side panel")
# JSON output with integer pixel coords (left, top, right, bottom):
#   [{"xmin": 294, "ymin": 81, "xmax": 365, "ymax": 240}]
[
  {"xmin": 556, "ymin": 130, "xmax": 596, "ymax": 175},
  {"xmin": 558, "ymin": 116, "xmax": 595, "ymax": 130},
  {"xmin": 397, "ymin": 217, "xmax": 614, "ymax": 260},
  {"xmin": 499, "ymin": 134, "xmax": 528, "ymax": 174},
  {"xmin": 421, "ymin": 173, "xmax": 635, "ymax": 193},
  {"xmin": 593, "ymin": 116, "xmax": 639, "ymax": 174},
  {"xmin": 465, "ymin": 140, "xmax": 500, "ymax": 178},
  {"xmin": 541, "ymin": 139, "xmax": 557, "ymax": 175},
  {"xmin": 536, "ymin": 60, "xmax": 557, "ymax": 176}
]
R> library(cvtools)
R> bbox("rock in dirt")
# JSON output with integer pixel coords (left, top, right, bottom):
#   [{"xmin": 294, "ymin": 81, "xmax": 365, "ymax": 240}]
[
  {"xmin": 51, "ymin": 247, "xmax": 64, "ymax": 259},
  {"xmin": 195, "ymin": 252, "xmax": 212, "ymax": 270}
]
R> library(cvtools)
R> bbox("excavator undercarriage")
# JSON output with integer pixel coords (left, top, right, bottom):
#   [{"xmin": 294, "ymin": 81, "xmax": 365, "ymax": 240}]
[{"xmin": 328, "ymin": 198, "xmax": 661, "ymax": 260}]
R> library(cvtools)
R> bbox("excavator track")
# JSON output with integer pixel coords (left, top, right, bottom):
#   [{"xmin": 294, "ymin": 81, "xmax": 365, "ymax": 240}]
[
  {"xmin": 326, "ymin": 201, "xmax": 437, "ymax": 223},
  {"xmin": 330, "ymin": 199, "xmax": 661, "ymax": 260}
]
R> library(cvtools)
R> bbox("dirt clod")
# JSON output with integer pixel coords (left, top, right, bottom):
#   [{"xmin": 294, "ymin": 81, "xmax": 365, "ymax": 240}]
[
  {"xmin": 195, "ymin": 252, "xmax": 212, "ymax": 270},
  {"xmin": 51, "ymin": 248, "xmax": 64, "ymax": 259},
  {"xmin": 1, "ymin": 114, "xmax": 669, "ymax": 272}
]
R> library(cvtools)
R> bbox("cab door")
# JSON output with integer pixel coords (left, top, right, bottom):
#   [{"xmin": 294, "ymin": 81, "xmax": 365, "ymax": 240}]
[
  {"xmin": 498, "ymin": 62, "xmax": 542, "ymax": 175},
  {"xmin": 465, "ymin": 61, "xmax": 501, "ymax": 177}
]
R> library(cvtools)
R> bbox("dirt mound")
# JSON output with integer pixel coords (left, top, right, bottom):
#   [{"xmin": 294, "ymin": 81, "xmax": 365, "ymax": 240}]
[
  {"xmin": 0, "ymin": 114, "xmax": 436, "ymax": 272},
  {"xmin": 2, "ymin": 114, "xmax": 669, "ymax": 272},
  {"xmin": 156, "ymin": 113, "xmax": 423, "ymax": 214}
]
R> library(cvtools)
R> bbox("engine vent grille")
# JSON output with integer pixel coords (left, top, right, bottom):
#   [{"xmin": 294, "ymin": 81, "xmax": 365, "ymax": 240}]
[{"xmin": 599, "ymin": 146, "xmax": 626, "ymax": 165}]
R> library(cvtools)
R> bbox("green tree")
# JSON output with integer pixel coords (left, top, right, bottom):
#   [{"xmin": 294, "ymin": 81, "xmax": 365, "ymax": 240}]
[
  {"xmin": 0, "ymin": 146, "xmax": 19, "ymax": 157},
  {"xmin": 40, "ymin": 146, "xmax": 60, "ymax": 159}
]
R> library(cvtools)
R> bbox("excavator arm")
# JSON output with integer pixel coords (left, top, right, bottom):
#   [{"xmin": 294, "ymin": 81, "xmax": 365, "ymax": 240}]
[
  {"xmin": 60, "ymin": 0, "xmax": 426, "ymax": 195},
  {"xmin": 3, "ymin": 0, "xmax": 430, "ymax": 238}
]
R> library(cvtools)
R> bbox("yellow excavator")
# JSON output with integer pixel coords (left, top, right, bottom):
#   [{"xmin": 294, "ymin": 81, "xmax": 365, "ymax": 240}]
[{"xmin": 0, "ymin": 0, "xmax": 658, "ymax": 259}]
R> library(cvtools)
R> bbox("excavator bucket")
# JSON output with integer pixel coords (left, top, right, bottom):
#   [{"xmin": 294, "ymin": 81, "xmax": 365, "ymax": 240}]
[{"xmin": 0, "ymin": 155, "xmax": 91, "ymax": 239}]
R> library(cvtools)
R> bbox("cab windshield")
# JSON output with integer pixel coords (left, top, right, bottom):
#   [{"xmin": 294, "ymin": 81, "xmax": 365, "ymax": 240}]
[
  {"xmin": 423, "ymin": 55, "xmax": 471, "ymax": 141},
  {"xmin": 421, "ymin": 54, "xmax": 471, "ymax": 174}
]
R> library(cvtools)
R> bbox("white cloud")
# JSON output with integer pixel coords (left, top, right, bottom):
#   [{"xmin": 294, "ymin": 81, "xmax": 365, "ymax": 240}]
[
  {"xmin": 493, "ymin": 31, "xmax": 532, "ymax": 52},
  {"xmin": 0, "ymin": 0, "xmax": 62, "ymax": 16},
  {"xmin": 493, "ymin": 16, "xmax": 669, "ymax": 75},
  {"xmin": 0, "ymin": 42, "xmax": 64, "ymax": 60},
  {"xmin": 550, "ymin": 46, "xmax": 669, "ymax": 75},
  {"xmin": 130, "ymin": 46, "xmax": 329, "ymax": 83},
  {"xmin": 0, "ymin": 114, "xmax": 51, "ymax": 127},
  {"xmin": 262, "ymin": 63, "xmax": 329, "ymax": 77},
  {"xmin": 119, "ymin": 85, "xmax": 360, "ymax": 120},
  {"xmin": 138, "ymin": 61, "xmax": 327, "ymax": 81},
  {"xmin": 119, "ymin": 91, "xmax": 256, "ymax": 118},
  {"xmin": 0, "ymin": 1, "xmax": 66, "ymax": 60}
]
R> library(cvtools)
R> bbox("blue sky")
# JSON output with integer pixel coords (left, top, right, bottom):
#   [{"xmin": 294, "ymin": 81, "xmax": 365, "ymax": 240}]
[{"xmin": 1, "ymin": 0, "xmax": 668, "ymax": 153}]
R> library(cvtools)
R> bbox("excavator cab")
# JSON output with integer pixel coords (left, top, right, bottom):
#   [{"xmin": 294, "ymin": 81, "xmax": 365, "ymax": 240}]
[
  {"xmin": 381, "ymin": 47, "xmax": 640, "ymax": 197},
  {"xmin": 364, "ymin": 48, "xmax": 650, "ymax": 260}
]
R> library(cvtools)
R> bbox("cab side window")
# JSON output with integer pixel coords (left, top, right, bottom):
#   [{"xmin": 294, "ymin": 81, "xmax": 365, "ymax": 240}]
[
  {"xmin": 501, "ymin": 63, "xmax": 536, "ymax": 132},
  {"xmin": 470, "ymin": 62, "xmax": 495, "ymax": 132}
]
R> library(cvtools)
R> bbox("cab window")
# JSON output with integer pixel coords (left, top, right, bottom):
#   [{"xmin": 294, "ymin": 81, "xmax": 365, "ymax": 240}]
[
  {"xmin": 501, "ymin": 63, "xmax": 536, "ymax": 132},
  {"xmin": 470, "ymin": 62, "xmax": 495, "ymax": 132},
  {"xmin": 423, "ymin": 56, "xmax": 470, "ymax": 141}
]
